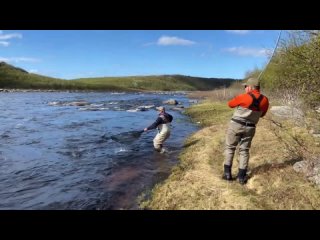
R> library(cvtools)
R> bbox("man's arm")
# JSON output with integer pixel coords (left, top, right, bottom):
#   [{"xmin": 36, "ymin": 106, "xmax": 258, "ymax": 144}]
[
  {"xmin": 145, "ymin": 117, "xmax": 163, "ymax": 131},
  {"xmin": 228, "ymin": 94, "xmax": 245, "ymax": 108}
]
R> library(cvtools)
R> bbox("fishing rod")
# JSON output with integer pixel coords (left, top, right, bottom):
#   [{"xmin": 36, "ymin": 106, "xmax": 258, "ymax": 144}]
[{"xmin": 258, "ymin": 30, "xmax": 283, "ymax": 81}]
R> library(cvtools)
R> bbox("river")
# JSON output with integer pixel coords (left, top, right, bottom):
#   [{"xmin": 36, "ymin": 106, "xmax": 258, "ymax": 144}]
[{"xmin": 0, "ymin": 91, "xmax": 198, "ymax": 209}]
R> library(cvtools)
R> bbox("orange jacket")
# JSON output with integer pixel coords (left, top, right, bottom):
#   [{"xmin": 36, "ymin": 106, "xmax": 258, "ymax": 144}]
[{"xmin": 228, "ymin": 89, "xmax": 269, "ymax": 117}]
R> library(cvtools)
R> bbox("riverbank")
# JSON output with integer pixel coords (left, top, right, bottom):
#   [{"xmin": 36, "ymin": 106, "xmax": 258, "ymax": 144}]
[{"xmin": 140, "ymin": 100, "xmax": 320, "ymax": 209}]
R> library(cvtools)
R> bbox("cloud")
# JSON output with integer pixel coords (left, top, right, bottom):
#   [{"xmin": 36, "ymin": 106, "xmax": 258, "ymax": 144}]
[
  {"xmin": 0, "ymin": 57, "xmax": 40, "ymax": 63},
  {"xmin": 225, "ymin": 30, "xmax": 251, "ymax": 35},
  {"xmin": 156, "ymin": 36, "xmax": 195, "ymax": 46},
  {"xmin": 0, "ymin": 33, "xmax": 22, "ymax": 40},
  {"xmin": 223, "ymin": 47, "xmax": 269, "ymax": 57},
  {"xmin": 0, "ymin": 41, "xmax": 9, "ymax": 47},
  {"xmin": 0, "ymin": 31, "xmax": 22, "ymax": 47},
  {"xmin": 28, "ymin": 69, "xmax": 39, "ymax": 73}
]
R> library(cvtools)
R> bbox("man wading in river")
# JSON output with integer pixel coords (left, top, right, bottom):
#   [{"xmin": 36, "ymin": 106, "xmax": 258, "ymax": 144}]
[{"xmin": 144, "ymin": 106, "xmax": 173, "ymax": 154}]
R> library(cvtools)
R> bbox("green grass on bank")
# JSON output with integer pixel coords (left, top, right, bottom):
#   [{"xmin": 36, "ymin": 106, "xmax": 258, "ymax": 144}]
[{"xmin": 140, "ymin": 101, "xmax": 320, "ymax": 210}]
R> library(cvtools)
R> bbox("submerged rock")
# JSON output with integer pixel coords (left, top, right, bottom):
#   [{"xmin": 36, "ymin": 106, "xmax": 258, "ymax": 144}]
[
  {"xmin": 171, "ymin": 106, "xmax": 185, "ymax": 111},
  {"xmin": 48, "ymin": 101, "xmax": 89, "ymax": 107},
  {"xmin": 163, "ymin": 99, "xmax": 178, "ymax": 105},
  {"xmin": 68, "ymin": 101, "xmax": 89, "ymax": 106}
]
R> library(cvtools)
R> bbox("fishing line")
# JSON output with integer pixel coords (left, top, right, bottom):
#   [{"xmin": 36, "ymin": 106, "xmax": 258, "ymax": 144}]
[{"xmin": 258, "ymin": 30, "xmax": 283, "ymax": 81}]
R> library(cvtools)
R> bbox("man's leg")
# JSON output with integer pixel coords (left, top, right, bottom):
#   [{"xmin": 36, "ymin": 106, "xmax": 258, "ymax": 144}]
[
  {"xmin": 153, "ymin": 133, "xmax": 162, "ymax": 151},
  {"xmin": 224, "ymin": 122, "xmax": 241, "ymax": 167},
  {"xmin": 153, "ymin": 131, "xmax": 170, "ymax": 153},
  {"xmin": 223, "ymin": 122, "xmax": 241, "ymax": 180},
  {"xmin": 238, "ymin": 126, "xmax": 256, "ymax": 184}
]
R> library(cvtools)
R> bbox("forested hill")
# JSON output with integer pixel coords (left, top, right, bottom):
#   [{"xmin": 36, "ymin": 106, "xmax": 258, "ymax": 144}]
[{"xmin": 0, "ymin": 62, "xmax": 238, "ymax": 91}]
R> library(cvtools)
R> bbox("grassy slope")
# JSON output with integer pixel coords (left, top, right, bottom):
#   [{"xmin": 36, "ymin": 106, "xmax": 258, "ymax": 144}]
[
  {"xmin": 72, "ymin": 75, "xmax": 237, "ymax": 91},
  {"xmin": 140, "ymin": 100, "xmax": 320, "ymax": 210},
  {"xmin": 0, "ymin": 62, "xmax": 237, "ymax": 91},
  {"xmin": 0, "ymin": 62, "xmax": 125, "ymax": 90},
  {"xmin": 0, "ymin": 62, "xmax": 63, "ymax": 89}
]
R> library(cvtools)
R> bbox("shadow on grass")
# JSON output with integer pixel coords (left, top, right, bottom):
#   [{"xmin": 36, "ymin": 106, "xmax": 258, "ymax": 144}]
[
  {"xmin": 250, "ymin": 157, "xmax": 302, "ymax": 176},
  {"xmin": 183, "ymin": 139, "xmax": 200, "ymax": 148}
]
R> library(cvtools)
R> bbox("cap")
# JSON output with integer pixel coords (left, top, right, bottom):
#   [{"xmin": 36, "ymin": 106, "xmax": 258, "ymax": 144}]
[
  {"xmin": 156, "ymin": 106, "xmax": 165, "ymax": 111},
  {"xmin": 242, "ymin": 77, "xmax": 260, "ymax": 87}
]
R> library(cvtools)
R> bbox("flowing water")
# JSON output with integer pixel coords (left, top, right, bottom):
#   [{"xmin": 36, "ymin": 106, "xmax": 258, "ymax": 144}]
[{"xmin": 0, "ymin": 91, "xmax": 198, "ymax": 209}]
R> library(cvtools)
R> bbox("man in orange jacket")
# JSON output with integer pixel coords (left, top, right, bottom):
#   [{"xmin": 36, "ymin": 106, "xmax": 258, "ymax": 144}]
[{"xmin": 223, "ymin": 77, "xmax": 269, "ymax": 184}]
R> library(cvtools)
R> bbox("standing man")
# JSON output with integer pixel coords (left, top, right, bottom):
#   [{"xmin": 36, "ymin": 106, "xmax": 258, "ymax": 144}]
[
  {"xmin": 144, "ymin": 106, "xmax": 173, "ymax": 153},
  {"xmin": 223, "ymin": 78, "xmax": 269, "ymax": 184}
]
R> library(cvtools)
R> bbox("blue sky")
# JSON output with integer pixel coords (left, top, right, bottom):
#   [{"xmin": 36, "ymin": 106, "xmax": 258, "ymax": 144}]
[{"xmin": 0, "ymin": 30, "xmax": 281, "ymax": 79}]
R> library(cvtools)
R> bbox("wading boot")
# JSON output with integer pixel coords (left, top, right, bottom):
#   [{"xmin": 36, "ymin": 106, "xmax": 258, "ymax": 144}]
[
  {"xmin": 222, "ymin": 164, "xmax": 232, "ymax": 181},
  {"xmin": 238, "ymin": 168, "xmax": 248, "ymax": 185}
]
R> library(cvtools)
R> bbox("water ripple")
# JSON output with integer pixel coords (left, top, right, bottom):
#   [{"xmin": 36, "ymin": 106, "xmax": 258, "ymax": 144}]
[{"xmin": 0, "ymin": 92, "xmax": 198, "ymax": 209}]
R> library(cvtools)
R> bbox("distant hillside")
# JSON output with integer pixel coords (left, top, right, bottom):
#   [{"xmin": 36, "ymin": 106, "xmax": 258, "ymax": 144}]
[
  {"xmin": 0, "ymin": 62, "xmax": 87, "ymax": 90},
  {"xmin": 72, "ymin": 75, "xmax": 238, "ymax": 91},
  {"xmin": 0, "ymin": 62, "xmax": 239, "ymax": 91}
]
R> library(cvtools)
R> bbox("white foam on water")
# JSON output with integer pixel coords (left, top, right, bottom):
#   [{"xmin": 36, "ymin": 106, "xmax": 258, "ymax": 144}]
[
  {"xmin": 15, "ymin": 123, "xmax": 24, "ymax": 129},
  {"xmin": 115, "ymin": 147, "xmax": 130, "ymax": 153}
]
